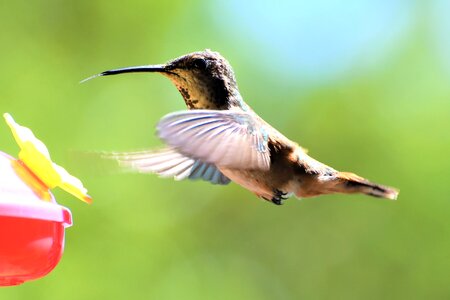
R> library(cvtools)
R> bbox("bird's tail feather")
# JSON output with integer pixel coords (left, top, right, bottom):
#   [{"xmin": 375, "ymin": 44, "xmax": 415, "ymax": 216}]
[{"xmin": 336, "ymin": 172, "xmax": 399, "ymax": 200}]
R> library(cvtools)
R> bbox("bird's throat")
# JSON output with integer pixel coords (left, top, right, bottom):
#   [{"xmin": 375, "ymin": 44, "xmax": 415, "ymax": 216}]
[{"xmin": 165, "ymin": 74, "xmax": 230, "ymax": 110}]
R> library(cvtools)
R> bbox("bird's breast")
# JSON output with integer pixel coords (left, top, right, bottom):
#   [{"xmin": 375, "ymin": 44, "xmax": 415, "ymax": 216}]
[
  {"xmin": 219, "ymin": 167, "xmax": 276, "ymax": 200},
  {"xmin": 219, "ymin": 152, "xmax": 297, "ymax": 200}
]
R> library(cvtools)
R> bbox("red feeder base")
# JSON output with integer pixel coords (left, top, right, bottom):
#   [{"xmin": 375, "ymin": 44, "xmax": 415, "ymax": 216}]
[{"xmin": 0, "ymin": 216, "xmax": 66, "ymax": 286}]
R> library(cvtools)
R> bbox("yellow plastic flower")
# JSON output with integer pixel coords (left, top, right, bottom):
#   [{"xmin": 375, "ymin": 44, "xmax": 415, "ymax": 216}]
[{"xmin": 4, "ymin": 113, "xmax": 92, "ymax": 204}]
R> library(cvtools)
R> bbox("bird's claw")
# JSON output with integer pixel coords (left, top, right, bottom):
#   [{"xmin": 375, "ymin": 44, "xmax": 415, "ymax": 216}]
[{"xmin": 271, "ymin": 189, "xmax": 289, "ymax": 205}]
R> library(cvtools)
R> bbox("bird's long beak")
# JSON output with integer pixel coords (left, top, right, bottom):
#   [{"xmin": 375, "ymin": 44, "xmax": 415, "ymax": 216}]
[{"xmin": 80, "ymin": 64, "xmax": 166, "ymax": 83}]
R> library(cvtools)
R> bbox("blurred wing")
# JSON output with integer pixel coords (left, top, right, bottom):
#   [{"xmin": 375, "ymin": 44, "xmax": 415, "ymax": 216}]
[
  {"xmin": 188, "ymin": 160, "xmax": 231, "ymax": 185},
  {"xmin": 157, "ymin": 110, "xmax": 271, "ymax": 170},
  {"xmin": 106, "ymin": 148, "xmax": 230, "ymax": 185}
]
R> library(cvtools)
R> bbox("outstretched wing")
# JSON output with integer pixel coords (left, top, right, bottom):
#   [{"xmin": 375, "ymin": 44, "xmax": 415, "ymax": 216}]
[
  {"xmin": 106, "ymin": 148, "xmax": 230, "ymax": 185},
  {"xmin": 157, "ymin": 110, "xmax": 271, "ymax": 170}
]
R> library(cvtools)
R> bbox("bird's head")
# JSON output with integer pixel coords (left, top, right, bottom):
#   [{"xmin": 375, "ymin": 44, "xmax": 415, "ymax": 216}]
[{"xmin": 85, "ymin": 49, "xmax": 241, "ymax": 109}]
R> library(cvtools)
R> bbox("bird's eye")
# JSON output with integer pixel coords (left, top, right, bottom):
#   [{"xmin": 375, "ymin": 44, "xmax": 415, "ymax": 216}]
[{"xmin": 193, "ymin": 58, "xmax": 208, "ymax": 69}]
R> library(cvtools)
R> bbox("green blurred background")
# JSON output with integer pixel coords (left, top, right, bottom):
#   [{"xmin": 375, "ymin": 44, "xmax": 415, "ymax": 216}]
[{"xmin": 1, "ymin": 1, "xmax": 449, "ymax": 299}]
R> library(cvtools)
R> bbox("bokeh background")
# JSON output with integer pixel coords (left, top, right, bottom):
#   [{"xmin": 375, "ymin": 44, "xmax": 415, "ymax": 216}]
[{"xmin": 1, "ymin": 1, "xmax": 449, "ymax": 299}]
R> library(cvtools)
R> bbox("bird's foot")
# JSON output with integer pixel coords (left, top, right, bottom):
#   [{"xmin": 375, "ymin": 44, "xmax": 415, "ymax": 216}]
[{"xmin": 271, "ymin": 189, "xmax": 289, "ymax": 205}]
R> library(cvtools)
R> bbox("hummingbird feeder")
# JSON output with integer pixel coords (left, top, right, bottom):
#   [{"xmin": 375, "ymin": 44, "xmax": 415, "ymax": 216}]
[{"xmin": 0, "ymin": 113, "xmax": 91, "ymax": 286}]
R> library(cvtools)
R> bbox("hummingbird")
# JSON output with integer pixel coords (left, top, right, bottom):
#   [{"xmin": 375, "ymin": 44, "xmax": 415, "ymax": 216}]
[{"xmin": 85, "ymin": 49, "xmax": 398, "ymax": 205}]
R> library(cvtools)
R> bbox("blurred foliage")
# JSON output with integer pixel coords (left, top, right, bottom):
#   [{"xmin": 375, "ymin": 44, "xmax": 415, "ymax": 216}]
[{"xmin": 0, "ymin": 1, "xmax": 449, "ymax": 299}]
